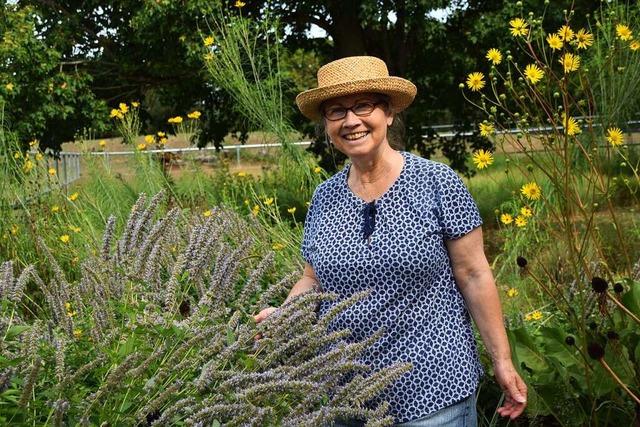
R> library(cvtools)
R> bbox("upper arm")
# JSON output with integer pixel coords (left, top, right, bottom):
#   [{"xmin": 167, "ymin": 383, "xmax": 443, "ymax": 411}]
[{"xmin": 444, "ymin": 227, "xmax": 492, "ymax": 291}]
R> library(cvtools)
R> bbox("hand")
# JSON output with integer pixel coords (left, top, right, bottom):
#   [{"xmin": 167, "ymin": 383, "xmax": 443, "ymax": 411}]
[
  {"xmin": 494, "ymin": 359, "xmax": 528, "ymax": 419},
  {"xmin": 253, "ymin": 307, "xmax": 277, "ymax": 340}
]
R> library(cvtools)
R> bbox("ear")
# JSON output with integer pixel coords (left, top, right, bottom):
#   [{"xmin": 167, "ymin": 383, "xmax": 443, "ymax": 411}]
[{"xmin": 386, "ymin": 112, "xmax": 395, "ymax": 127}]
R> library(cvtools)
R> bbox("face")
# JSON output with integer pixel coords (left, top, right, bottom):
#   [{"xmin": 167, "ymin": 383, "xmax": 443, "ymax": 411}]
[{"xmin": 322, "ymin": 93, "xmax": 394, "ymax": 159}]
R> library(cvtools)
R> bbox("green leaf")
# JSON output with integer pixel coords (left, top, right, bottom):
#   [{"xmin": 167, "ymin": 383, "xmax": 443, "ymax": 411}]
[
  {"xmin": 226, "ymin": 327, "xmax": 235, "ymax": 346},
  {"xmin": 620, "ymin": 278, "xmax": 640, "ymax": 317},
  {"xmin": 508, "ymin": 327, "xmax": 548, "ymax": 373},
  {"xmin": 4, "ymin": 325, "xmax": 29, "ymax": 340}
]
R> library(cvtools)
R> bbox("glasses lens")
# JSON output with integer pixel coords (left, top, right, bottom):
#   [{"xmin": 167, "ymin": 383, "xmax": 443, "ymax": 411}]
[
  {"xmin": 324, "ymin": 107, "xmax": 346, "ymax": 121},
  {"xmin": 353, "ymin": 102, "xmax": 376, "ymax": 116}
]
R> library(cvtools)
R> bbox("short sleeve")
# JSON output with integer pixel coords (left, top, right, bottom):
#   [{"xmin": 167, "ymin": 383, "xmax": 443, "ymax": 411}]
[
  {"xmin": 301, "ymin": 192, "xmax": 318, "ymax": 266},
  {"xmin": 434, "ymin": 164, "xmax": 482, "ymax": 239}
]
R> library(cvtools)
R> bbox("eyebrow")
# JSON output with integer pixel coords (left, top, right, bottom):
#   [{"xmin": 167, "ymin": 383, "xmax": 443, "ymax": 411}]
[{"xmin": 323, "ymin": 97, "xmax": 380, "ymax": 109}]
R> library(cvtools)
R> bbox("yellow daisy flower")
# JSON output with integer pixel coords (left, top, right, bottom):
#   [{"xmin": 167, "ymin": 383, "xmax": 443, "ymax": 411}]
[
  {"xmin": 48, "ymin": 168, "xmax": 57, "ymax": 175},
  {"xmin": 546, "ymin": 33, "xmax": 564, "ymax": 50},
  {"xmin": 515, "ymin": 216, "xmax": 527, "ymax": 227},
  {"xmin": 314, "ymin": 166, "xmax": 322, "ymax": 173},
  {"xmin": 119, "ymin": 103, "xmax": 129, "ymax": 114},
  {"xmin": 630, "ymin": 41, "xmax": 640, "ymax": 51},
  {"xmin": 606, "ymin": 127, "xmax": 624, "ymax": 147},
  {"xmin": 60, "ymin": 235, "xmax": 70, "ymax": 243},
  {"xmin": 203, "ymin": 210, "xmax": 211, "ymax": 217},
  {"xmin": 574, "ymin": 29, "xmax": 593, "ymax": 49},
  {"xmin": 507, "ymin": 288, "xmax": 519, "ymax": 297},
  {"xmin": 559, "ymin": 53, "xmax": 580, "ymax": 72},
  {"xmin": 616, "ymin": 24, "xmax": 633, "ymax": 41},
  {"xmin": 204, "ymin": 36, "xmax": 214, "ymax": 46},
  {"xmin": 238, "ymin": 172, "xmax": 247, "ymax": 177},
  {"xmin": 466, "ymin": 72, "xmax": 485, "ymax": 91},
  {"xmin": 264, "ymin": 197, "xmax": 274, "ymax": 206},
  {"xmin": 521, "ymin": 182, "xmax": 542, "ymax": 201},
  {"xmin": 187, "ymin": 111, "xmax": 202, "ymax": 119},
  {"xmin": 520, "ymin": 206, "xmax": 533, "ymax": 217},
  {"xmin": 509, "ymin": 18, "xmax": 529, "ymax": 37},
  {"xmin": 272, "ymin": 243, "xmax": 285, "ymax": 250},
  {"xmin": 531, "ymin": 311, "xmax": 543, "ymax": 320},
  {"xmin": 5, "ymin": 83, "xmax": 14, "ymax": 91},
  {"xmin": 137, "ymin": 143, "xmax": 147, "ymax": 151},
  {"xmin": 563, "ymin": 113, "xmax": 581, "ymax": 136},
  {"xmin": 145, "ymin": 135, "xmax": 155, "ymax": 144},
  {"xmin": 479, "ymin": 122, "xmax": 495, "ymax": 137},
  {"xmin": 557, "ymin": 25, "xmax": 574, "ymax": 41},
  {"xmin": 51, "ymin": 205, "xmax": 59, "ymax": 212},
  {"xmin": 99, "ymin": 140, "xmax": 106, "ymax": 147},
  {"xmin": 486, "ymin": 48, "xmax": 502, "ymax": 65},
  {"xmin": 472, "ymin": 149, "xmax": 494, "ymax": 170},
  {"xmin": 69, "ymin": 192, "xmax": 79, "ymax": 201},
  {"xmin": 287, "ymin": 207, "xmax": 297, "ymax": 214},
  {"xmin": 501, "ymin": 213, "xmax": 513, "ymax": 225},
  {"xmin": 524, "ymin": 64, "xmax": 544, "ymax": 84},
  {"xmin": 235, "ymin": 0, "xmax": 246, "ymax": 7}
]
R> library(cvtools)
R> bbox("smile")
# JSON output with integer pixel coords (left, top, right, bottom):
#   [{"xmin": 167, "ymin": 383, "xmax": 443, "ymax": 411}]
[{"xmin": 343, "ymin": 131, "xmax": 369, "ymax": 141}]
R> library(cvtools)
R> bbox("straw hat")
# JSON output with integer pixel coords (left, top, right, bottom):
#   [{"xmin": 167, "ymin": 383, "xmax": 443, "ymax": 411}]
[{"xmin": 296, "ymin": 56, "xmax": 417, "ymax": 121}]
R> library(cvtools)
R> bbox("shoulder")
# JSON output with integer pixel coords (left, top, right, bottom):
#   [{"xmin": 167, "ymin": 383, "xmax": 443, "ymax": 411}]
[{"xmin": 403, "ymin": 152, "xmax": 459, "ymax": 182}]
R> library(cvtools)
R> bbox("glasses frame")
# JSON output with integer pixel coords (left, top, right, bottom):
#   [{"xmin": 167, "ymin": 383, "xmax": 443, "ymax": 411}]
[{"xmin": 323, "ymin": 101, "xmax": 387, "ymax": 121}]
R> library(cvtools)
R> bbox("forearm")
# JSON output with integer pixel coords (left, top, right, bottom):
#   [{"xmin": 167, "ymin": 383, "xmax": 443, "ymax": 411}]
[{"xmin": 284, "ymin": 263, "xmax": 320, "ymax": 304}]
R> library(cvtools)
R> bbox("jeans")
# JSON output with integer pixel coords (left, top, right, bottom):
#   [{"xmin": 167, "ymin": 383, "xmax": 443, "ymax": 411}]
[{"xmin": 333, "ymin": 392, "xmax": 477, "ymax": 427}]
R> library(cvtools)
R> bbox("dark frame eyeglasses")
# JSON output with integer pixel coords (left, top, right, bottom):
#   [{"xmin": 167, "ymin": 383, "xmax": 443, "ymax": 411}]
[{"xmin": 323, "ymin": 101, "xmax": 386, "ymax": 121}]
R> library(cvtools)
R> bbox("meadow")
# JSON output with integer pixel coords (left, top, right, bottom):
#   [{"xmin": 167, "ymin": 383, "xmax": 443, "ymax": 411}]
[{"xmin": 2, "ymin": 2, "xmax": 640, "ymax": 426}]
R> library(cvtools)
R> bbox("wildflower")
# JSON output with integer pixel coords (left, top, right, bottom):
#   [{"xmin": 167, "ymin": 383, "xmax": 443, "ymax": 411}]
[
  {"xmin": 525, "ymin": 311, "xmax": 543, "ymax": 322},
  {"xmin": 616, "ymin": 24, "xmax": 633, "ymax": 41},
  {"xmin": 563, "ymin": 114, "xmax": 581, "ymax": 135},
  {"xmin": 466, "ymin": 72, "xmax": 485, "ymax": 91},
  {"xmin": 187, "ymin": 111, "xmax": 202, "ymax": 119},
  {"xmin": 591, "ymin": 276, "xmax": 608, "ymax": 293},
  {"xmin": 35, "ymin": 153, "xmax": 43, "ymax": 161},
  {"xmin": 546, "ymin": 33, "xmax": 563, "ymax": 50},
  {"xmin": 479, "ymin": 122, "xmax": 495, "ymax": 136},
  {"xmin": 252, "ymin": 205, "xmax": 259, "ymax": 215},
  {"xmin": 559, "ymin": 53, "xmax": 580, "ymax": 72},
  {"xmin": 606, "ymin": 127, "xmax": 624, "ymax": 146},
  {"xmin": 565, "ymin": 336, "xmax": 575, "ymax": 346},
  {"xmin": 516, "ymin": 256, "xmax": 528, "ymax": 267},
  {"xmin": 159, "ymin": 137, "xmax": 167, "ymax": 145},
  {"xmin": 204, "ymin": 36, "xmax": 214, "ymax": 46},
  {"xmin": 131, "ymin": 102, "xmax": 139, "ymax": 108},
  {"xmin": 587, "ymin": 342, "xmax": 605, "ymax": 360},
  {"xmin": 509, "ymin": 18, "xmax": 529, "ymax": 37},
  {"xmin": 5, "ymin": 83, "xmax": 13, "ymax": 91},
  {"xmin": 472, "ymin": 149, "xmax": 494, "ymax": 170},
  {"xmin": 630, "ymin": 41, "xmax": 640, "ymax": 51},
  {"xmin": 314, "ymin": 166, "xmax": 322, "ymax": 173},
  {"xmin": 99, "ymin": 140, "xmax": 106, "ymax": 147},
  {"xmin": 500, "ymin": 213, "xmax": 513, "ymax": 225},
  {"xmin": 515, "ymin": 216, "xmax": 527, "ymax": 227},
  {"xmin": 14, "ymin": 152, "xmax": 21, "ymax": 159},
  {"xmin": 69, "ymin": 192, "xmax": 79, "ymax": 201},
  {"xmin": 287, "ymin": 207, "xmax": 297, "ymax": 214},
  {"xmin": 73, "ymin": 329, "xmax": 82, "ymax": 338},
  {"xmin": 145, "ymin": 135, "xmax": 155, "ymax": 144},
  {"xmin": 272, "ymin": 243, "xmax": 285, "ymax": 250},
  {"xmin": 607, "ymin": 330, "xmax": 619, "ymax": 341},
  {"xmin": 235, "ymin": 0, "xmax": 246, "ymax": 7},
  {"xmin": 22, "ymin": 161, "xmax": 34, "ymax": 173},
  {"xmin": 520, "ymin": 206, "xmax": 532, "ymax": 217},
  {"xmin": 557, "ymin": 25, "xmax": 574, "ymax": 41},
  {"xmin": 507, "ymin": 288, "xmax": 519, "ymax": 297},
  {"xmin": 203, "ymin": 210, "xmax": 211, "ymax": 217},
  {"xmin": 119, "ymin": 103, "xmax": 129, "ymax": 114},
  {"xmin": 613, "ymin": 282, "xmax": 624, "ymax": 293},
  {"xmin": 204, "ymin": 53, "xmax": 214, "ymax": 61},
  {"xmin": 11, "ymin": 225, "xmax": 19, "ymax": 234},
  {"xmin": 60, "ymin": 235, "xmax": 70, "ymax": 243},
  {"xmin": 244, "ymin": 199, "xmax": 249, "ymax": 205},
  {"xmin": 137, "ymin": 143, "xmax": 147, "ymax": 151},
  {"xmin": 157, "ymin": 131, "xmax": 166, "ymax": 137},
  {"xmin": 521, "ymin": 182, "xmax": 542, "ymax": 200},
  {"xmin": 264, "ymin": 197, "xmax": 274, "ymax": 206},
  {"xmin": 238, "ymin": 172, "xmax": 247, "ymax": 177},
  {"xmin": 48, "ymin": 168, "xmax": 57, "ymax": 175},
  {"xmin": 168, "ymin": 116, "xmax": 183, "ymax": 124},
  {"xmin": 110, "ymin": 109, "xmax": 124, "ymax": 119},
  {"xmin": 486, "ymin": 48, "xmax": 502, "ymax": 65},
  {"xmin": 524, "ymin": 64, "xmax": 544, "ymax": 84},
  {"xmin": 29, "ymin": 139, "xmax": 37, "ymax": 147},
  {"xmin": 51, "ymin": 205, "xmax": 59, "ymax": 212},
  {"xmin": 574, "ymin": 29, "xmax": 593, "ymax": 49}
]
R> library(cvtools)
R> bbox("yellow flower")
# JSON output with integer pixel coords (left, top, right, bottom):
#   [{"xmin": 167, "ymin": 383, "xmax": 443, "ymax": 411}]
[
  {"xmin": 272, "ymin": 243, "xmax": 285, "ymax": 250},
  {"xmin": 616, "ymin": 24, "xmax": 633, "ymax": 41},
  {"xmin": 507, "ymin": 288, "xmax": 519, "ymax": 297},
  {"xmin": 65, "ymin": 302, "xmax": 72, "ymax": 310},
  {"xmin": 69, "ymin": 192, "xmax": 79, "ymax": 201},
  {"xmin": 479, "ymin": 122, "xmax": 495, "ymax": 137},
  {"xmin": 466, "ymin": 72, "xmax": 485, "ymax": 91},
  {"xmin": 287, "ymin": 207, "xmax": 297, "ymax": 214},
  {"xmin": 11, "ymin": 225, "xmax": 19, "ymax": 234},
  {"xmin": 546, "ymin": 33, "xmax": 563, "ymax": 50},
  {"xmin": 563, "ymin": 113, "xmax": 581, "ymax": 136},
  {"xmin": 157, "ymin": 131, "xmax": 166, "ymax": 137},
  {"xmin": 486, "ymin": 48, "xmax": 502, "ymax": 65},
  {"xmin": 606, "ymin": 127, "xmax": 624, "ymax": 147},
  {"xmin": 187, "ymin": 110, "xmax": 202, "ymax": 119},
  {"xmin": 14, "ymin": 152, "xmax": 21, "ymax": 159},
  {"xmin": 73, "ymin": 329, "xmax": 82, "ymax": 338},
  {"xmin": 520, "ymin": 206, "xmax": 533, "ymax": 217},
  {"xmin": 524, "ymin": 64, "xmax": 544, "ymax": 84},
  {"xmin": 51, "ymin": 205, "xmax": 59, "ymax": 212},
  {"xmin": 244, "ymin": 199, "xmax": 250, "ymax": 205},
  {"xmin": 168, "ymin": 116, "xmax": 183, "ymax": 124},
  {"xmin": 204, "ymin": 210, "xmax": 211, "ymax": 217},
  {"xmin": 179, "ymin": 35, "xmax": 186, "ymax": 42},
  {"xmin": 159, "ymin": 137, "xmax": 167, "ymax": 145},
  {"xmin": 574, "ymin": 29, "xmax": 593, "ymax": 49},
  {"xmin": 22, "ymin": 161, "xmax": 34, "ymax": 173},
  {"xmin": 238, "ymin": 172, "xmax": 247, "ymax": 177},
  {"xmin": 48, "ymin": 168, "xmax": 57, "ymax": 175},
  {"xmin": 131, "ymin": 101, "xmax": 139, "ymax": 108},
  {"xmin": 204, "ymin": 36, "xmax": 214, "ymax": 46},
  {"xmin": 631, "ymin": 41, "xmax": 640, "ymax": 51},
  {"xmin": 500, "ymin": 213, "xmax": 513, "ymax": 225},
  {"xmin": 204, "ymin": 53, "xmax": 214, "ymax": 62},
  {"xmin": 252, "ymin": 205, "xmax": 260, "ymax": 215},
  {"xmin": 509, "ymin": 18, "xmax": 529, "ymax": 37},
  {"xmin": 314, "ymin": 166, "xmax": 322, "ymax": 173},
  {"xmin": 531, "ymin": 311, "xmax": 543, "ymax": 321},
  {"xmin": 559, "ymin": 53, "xmax": 580, "ymax": 73},
  {"xmin": 5, "ymin": 83, "xmax": 13, "ymax": 91},
  {"xmin": 145, "ymin": 135, "xmax": 155, "ymax": 144},
  {"xmin": 99, "ymin": 140, "xmax": 106, "ymax": 147},
  {"xmin": 515, "ymin": 216, "xmax": 527, "ymax": 227},
  {"xmin": 110, "ymin": 109, "xmax": 124, "ymax": 119},
  {"xmin": 264, "ymin": 197, "xmax": 274, "ymax": 206},
  {"xmin": 119, "ymin": 103, "xmax": 129, "ymax": 114},
  {"xmin": 235, "ymin": 0, "xmax": 246, "ymax": 7},
  {"xmin": 60, "ymin": 235, "xmax": 70, "ymax": 243},
  {"xmin": 29, "ymin": 139, "xmax": 37, "ymax": 147},
  {"xmin": 35, "ymin": 153, "xmax": 43, "ymax": 161},
  {"xmin": 521, "ymin": 182, "xmax": 542, "ymax": 200},
  {"xmin": 137, "ymin": 143, "xmax": 147, "ymax": 151},
  {"xmin": 472, "ymin": 149, "xmax": 494, "ymax": 170},
  {"xmin": 557, "ymin": 25, "xmax": 574, "ymax": 41},
  {"xmin": 68, "ymin": 224, "xmax": 81, "ymax": 233}
]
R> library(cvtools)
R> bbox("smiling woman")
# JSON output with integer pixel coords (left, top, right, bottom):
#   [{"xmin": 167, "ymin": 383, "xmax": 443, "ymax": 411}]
[{"xmin": 254, "ymin": 56, "xmax": 528, "ymax": 426}]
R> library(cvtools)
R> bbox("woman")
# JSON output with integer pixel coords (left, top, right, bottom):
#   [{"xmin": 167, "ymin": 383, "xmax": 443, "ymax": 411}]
[{"xmin": 255, "ymin": 56, "xmax": 527, "ymax": 426}]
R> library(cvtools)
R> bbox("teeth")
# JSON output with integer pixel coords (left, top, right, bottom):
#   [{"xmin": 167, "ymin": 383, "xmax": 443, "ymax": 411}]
[{"xmin": 344, "ymin": 132, "xmax": 368, "ymax": 140}]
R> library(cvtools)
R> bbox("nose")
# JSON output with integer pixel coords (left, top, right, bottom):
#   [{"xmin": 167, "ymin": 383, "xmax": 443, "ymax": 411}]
[{"xmin": 342, "ymin": 109, "xmax": 362, "ymax": 126}]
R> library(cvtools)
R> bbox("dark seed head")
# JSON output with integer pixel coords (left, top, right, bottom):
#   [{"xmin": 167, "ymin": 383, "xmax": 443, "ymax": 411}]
[
  {"xmin": 606, "ymin": 330, "xmax": 619, "ymax": 341},
  {"xmin": 516, "ymin": 256, "xmax": 528, "ymax": 268},
  {"xmin": 588, "ymin": 321, "xmax": 598, "ymax": 330},
  {"xmin": 565, "ymin": 336, "xmax": 575, "ymax": 346},
  {"xmin": 613, "ymin": 282, "xmax": 624, "ymax": 293},
  {"xmin": 591, "ymin": 276, "xmax": 608, "ymax": 293},
  {"xmin": 587, "ymin": 342, "xmax": 605, "ymax": 360}
]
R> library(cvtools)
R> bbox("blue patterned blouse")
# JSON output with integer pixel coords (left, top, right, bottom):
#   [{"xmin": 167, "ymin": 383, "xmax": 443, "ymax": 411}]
[{"xmin": 301, "ymin": 151, "xmax": 484, "ymax": 423}]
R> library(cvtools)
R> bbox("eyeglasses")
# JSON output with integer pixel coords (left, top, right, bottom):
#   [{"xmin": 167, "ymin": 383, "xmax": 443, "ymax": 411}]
[
  {"xmin": 323, "ymin": 101, "xmax": 386, "ymax": 121},
  {"xmin": 362, "ymin": 200, "xmax": 377, "ymax": 243}
]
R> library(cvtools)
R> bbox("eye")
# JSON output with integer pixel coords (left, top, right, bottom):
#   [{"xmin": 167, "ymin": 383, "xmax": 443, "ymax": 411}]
[{"xmin": 352, "ymin": 102, "xmax": 376, "ymax": 114}]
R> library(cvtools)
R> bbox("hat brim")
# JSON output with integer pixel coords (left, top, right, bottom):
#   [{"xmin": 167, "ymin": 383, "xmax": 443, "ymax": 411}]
[{"xmin": 296, "ymin": 77, "xmax": 417, "ymax": 121}]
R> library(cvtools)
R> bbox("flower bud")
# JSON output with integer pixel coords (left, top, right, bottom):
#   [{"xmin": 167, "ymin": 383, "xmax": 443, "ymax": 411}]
[
  {"xmin": 591, "ymin": 276, "xmax": 608, "ymax": 293},
  {"xmin": 587, "ymin": 342, "xmax": 605, "ymax": 360}
]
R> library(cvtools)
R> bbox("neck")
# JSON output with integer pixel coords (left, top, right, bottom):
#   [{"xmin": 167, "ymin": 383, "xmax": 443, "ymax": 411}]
[{"xmin": 348, "ymin": 148, "xmax": 403, "ymax": 201}]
